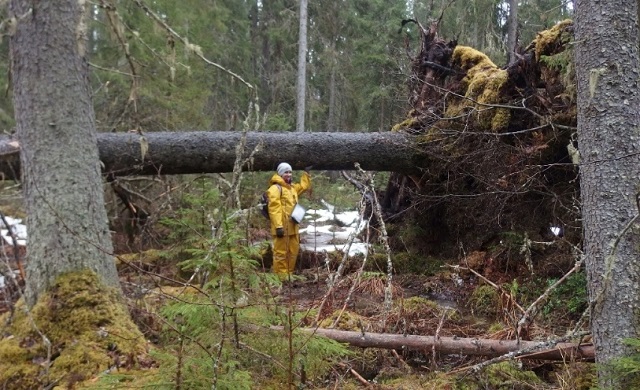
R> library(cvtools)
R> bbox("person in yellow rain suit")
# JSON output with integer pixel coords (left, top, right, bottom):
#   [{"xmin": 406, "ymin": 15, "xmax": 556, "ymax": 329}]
[{"xmin": 267, "ymin": 162, "xmax": 311, "ymax": 279}]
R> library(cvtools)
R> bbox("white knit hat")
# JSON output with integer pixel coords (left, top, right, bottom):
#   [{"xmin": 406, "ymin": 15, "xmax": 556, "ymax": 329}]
[{"xmin": 277, "ymin": 162, "xmax": 292, "ymax": 176}]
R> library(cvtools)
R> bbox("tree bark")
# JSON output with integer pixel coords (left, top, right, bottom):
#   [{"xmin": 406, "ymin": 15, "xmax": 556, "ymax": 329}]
[
  {"xmin": 0, "ymin": 131, "xmax": 424, "ymax": 178},
  {"xmin": 574, "ymin": 0, "xmax": 640, "ymax": 386},
  {"xmin": 295, "ymin": 0, "xmax": 308, "ymax": 132},
  {"xmin": 506, "ymin": 0, "xmax": 518, "ymax": 65},
  {"xmin": 327, "ymin": 61, "xmax": 337, "ymax": 131},
  {"xmin": 9, "ymin": 0, "xmax": 120, "ymax": 304},
  {"xmin": 291, "ymin": 327, "xmax": 594, "ymax": 361}
]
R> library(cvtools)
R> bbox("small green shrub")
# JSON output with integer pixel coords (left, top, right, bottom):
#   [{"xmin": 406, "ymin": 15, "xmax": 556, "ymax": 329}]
[
  {"xmin": 542, "ymin": 270, "xmax": 587, "ymax": 317},
  {"xmin": 263, "ymin": 112, "xmax": 294, "ymax": 131},
  {"xmin": 469, "ymin": 285, "xmax": 500, "ymax": 317},
  {"xmin": 479, "ymin": 361, "xmax": 542, "ymax": 389},
  {"xmin": 606, "ymin": 338, "xmax": 640, "ymax": 387}
]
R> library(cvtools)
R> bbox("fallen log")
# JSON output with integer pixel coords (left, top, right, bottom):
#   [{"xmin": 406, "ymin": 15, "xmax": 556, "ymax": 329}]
[
  {"xmin": 0, "ymin": 131, "xmax": 425, "ymax": 179},
  {"xmin": 292, "ymin": 327, "xmax": 594, "ymax": 361}
]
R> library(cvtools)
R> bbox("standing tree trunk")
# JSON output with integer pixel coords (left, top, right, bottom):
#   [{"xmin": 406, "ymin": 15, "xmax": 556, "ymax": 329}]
[
  {"xmin": 295, "ymin": 0, "xmax": 308, "ymax": 132},
  {"xmin": 10, "ymin": 0, "xmax": 120, "ymax": 305},
  {"xmin": 506, "ymin": 0, "xmax": 518, "ymax": 65},
  {"xmin": 259, "ymin": 1, "xmax": 273, "ymax": 110},
  {"xmin": 574, "ymin": 0, "xmax": 640, "ymax": 386},
  {"xmin": 327, "ymin": 55, "xmax": 337, "ymax": 132}
]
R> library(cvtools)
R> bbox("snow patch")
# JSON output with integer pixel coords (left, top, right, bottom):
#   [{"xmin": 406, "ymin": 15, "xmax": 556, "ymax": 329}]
[
  {"xmin": 300, "ymin": 201, "xmax": 368, "ymax": 256},
  {"xmin": 0, "ymin": 217, "xmax": 27, "ymax": 246}
]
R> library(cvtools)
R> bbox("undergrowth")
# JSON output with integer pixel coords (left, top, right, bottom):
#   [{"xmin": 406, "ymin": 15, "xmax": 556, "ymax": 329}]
[
  {"xmin": 542, "ymin": 270, "xmax": 587, "ymax": 319},
  {"xmin": 89, "ymin": 176, "xmax": 351, "ymax": 389}
]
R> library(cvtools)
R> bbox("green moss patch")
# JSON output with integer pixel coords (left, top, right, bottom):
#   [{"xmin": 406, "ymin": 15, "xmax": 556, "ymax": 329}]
[
  {"xmin": 532, "ymin": 19, "xmax": 573, "ymax": 61},
  {"xmin": 449, "ymin": 46, "xmax": 510, "ymax": 132},
  {"xmin": 0, "ymin": 270, "xmax": 149, "ymax": 389},
  {"xmin": 319, "ymin": 310, "xmax": 371, "ymax": 331},
  {"xmin": 469, "ymin": 285, "xmax": 500, "ymax": 317}
]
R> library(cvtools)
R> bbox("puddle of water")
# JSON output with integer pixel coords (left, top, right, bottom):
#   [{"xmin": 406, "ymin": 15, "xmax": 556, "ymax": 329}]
[{"xmin": 424, "ymin": 294, "xmax": 458, "ymax": 310}]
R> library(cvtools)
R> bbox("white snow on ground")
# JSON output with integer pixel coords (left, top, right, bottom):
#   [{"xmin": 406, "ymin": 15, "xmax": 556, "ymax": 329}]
[
  {"xmin": 299, "ymin": 203, "xmax": 369, "ymax": 256},
  {"xmin": 0, "ymin": 216, "xmax": 27, "ymax": 246},
  {"xmin": 0, "ymin": 216, "xmax": 27, "ymax": 288},
  {"xmin": 0, "ymin": 202, "xmax": 368, "ymax": 288},
  {"xmin": 0, "ymin": 271, "xmax": 21, "ymax": 289}
]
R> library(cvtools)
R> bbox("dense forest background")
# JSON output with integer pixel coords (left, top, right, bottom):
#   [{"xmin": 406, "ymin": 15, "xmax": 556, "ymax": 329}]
[
  {"xmin": 3, "ymin": 1, "xmax": 614, "ymax": 389},
  {"xmin": 0, "ymin": 0, "xmax": 573, "ymax": 136}
]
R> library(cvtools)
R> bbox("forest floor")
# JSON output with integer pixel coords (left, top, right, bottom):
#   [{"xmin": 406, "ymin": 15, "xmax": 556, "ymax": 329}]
[
  {"xmin": 110, "ymin": 197, "xmax": 591, "ymax": 389},
  {"xmin": 0, "ymin": 202, "xmax": 593, "ymax": 388},
  {"xmin": 254, "ymin": 250, "xmax": 592, "ymax": 388}
]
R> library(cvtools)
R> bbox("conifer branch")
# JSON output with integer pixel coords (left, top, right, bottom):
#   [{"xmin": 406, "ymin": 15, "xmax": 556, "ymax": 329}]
[
  {"xmin": 131, "ymin": 0, "xmax": 255, "ymax": 91},
  {"xmin": 99, "ymin": 1, "xmax": 140, "ymax": 129}
]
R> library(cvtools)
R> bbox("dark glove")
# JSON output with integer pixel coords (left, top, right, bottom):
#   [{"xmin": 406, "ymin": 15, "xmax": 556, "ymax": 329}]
[
  {"xmin": 276, "ymin": 227, "xmax": 285, "ymax": 237},
  {"xmin": 304, "ymin": 165, "xmax": 314, "ymax": 173}
]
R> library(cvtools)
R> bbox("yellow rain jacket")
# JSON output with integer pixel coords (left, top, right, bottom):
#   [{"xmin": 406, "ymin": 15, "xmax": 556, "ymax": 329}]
[
  {"xmin": 266, "ymin": 171, "xmax": 311, "ymax": 236},
  {"xmin": 267, "ymin": 171, "xmax": 311, "ymax": 277}
]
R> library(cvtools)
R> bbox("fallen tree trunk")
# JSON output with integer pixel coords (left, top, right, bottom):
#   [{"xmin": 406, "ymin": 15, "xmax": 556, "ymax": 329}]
[
  {"xmin": 0, "ymin": 131, "xmax": 424, "ymax": 179},
  {"xmin": 293, "ymin": 327, "xmax": 594, "ymax": 361}
]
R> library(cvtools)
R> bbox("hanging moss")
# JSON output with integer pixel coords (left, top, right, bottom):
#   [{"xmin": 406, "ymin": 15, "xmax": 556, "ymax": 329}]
[
  {"xmin": 0, "ymin": 270, "xmax": 149, "ymax": 389},
  {"xmin": 391, "ymin": 109, "xmax": 422, "ymax": 132},
  {"xmin": 391, "ymin": 117, "xmax": 420, "ymax": 132},
  {"xmin": 451, "ymin": 46, "xmax": 498, "ymax": 73},
  {"xmin": 116, "ymin": 249, "xmax": 165, "ymax": 267},
  {"xmin": 491, "ymin": 107, "xmax": 511, "ymax": 131}
]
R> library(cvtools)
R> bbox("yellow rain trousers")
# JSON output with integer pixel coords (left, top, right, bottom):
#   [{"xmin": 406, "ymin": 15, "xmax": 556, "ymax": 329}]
[
  {"xmin": 267, "ymin": 171, "xmax": 311, "ymax": 278},
  {"xmin": 272, "ymin": 233, "xmax": 301, "ymax": 277}
]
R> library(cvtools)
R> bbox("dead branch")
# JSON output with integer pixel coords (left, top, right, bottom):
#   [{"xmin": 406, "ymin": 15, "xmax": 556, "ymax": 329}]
[
  {"xmin": 453, "ymin": 331, "xmax": 591, "ymax": 373},
  {"xmin": 315, "ymin": 189, "xmax": 369, "ymax": 326},
  {"xmin": 287, "ymin": 327, "xmax": 594, "ymax": 362},
  {"xmin": 131, "ymin": 0, "xmax": 254, "ymax": 91},
  {"xmin": 337, "ymin": 363, "xmax": 371, "ymax": 388},
  {"xmin": 355, "ymin": 163, "xmax": 395, "ymax": 327},
  {"xmin": 329, "ymin": 199, "xmax": 369, "ymax": 328},
  {"xmin": 432, "ymin": 306, "xmax": 450, "ymax": 369},
  {"xmin": 241, "ymin": 323, "xmax": 593, "ymax": 363}
]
